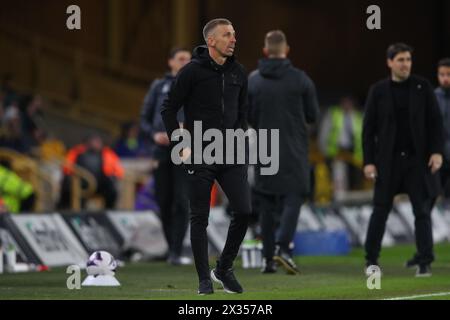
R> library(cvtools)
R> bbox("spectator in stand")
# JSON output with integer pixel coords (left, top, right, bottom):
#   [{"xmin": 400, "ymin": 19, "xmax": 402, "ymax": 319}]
[
  {"xmin": 0, "ymin": 104, "xmax": 31, "ymax": 154},
  {"xmin": 319, "ymin": 95, "xmax": 364, "ymax": 195},
  {"xmin": 0, "ymin": 93, "xmax": 7, "ymax": 137},
  {"xmin": 59, "ymin": 134, "xmax": 124, "ymax": 209},
  {"xmin": 114, "ymin": 121, "xmax": 148, "ymax": 158},
  {"xmin": 20, "ymin": 94, "xmax": 45, "ymax": 138},
  {"xmin": 39, "ymin": 131, "xmax": 66, "ymax": 162},
  {"xmin": 1, "ymin": 73, "xmax": 18, "ymax": 108}
]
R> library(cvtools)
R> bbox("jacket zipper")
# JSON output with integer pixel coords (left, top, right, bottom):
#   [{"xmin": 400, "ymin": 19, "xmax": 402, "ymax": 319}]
[{"xmin": 221, "ymin": 73, "xmax": 225, "ymax": 127}]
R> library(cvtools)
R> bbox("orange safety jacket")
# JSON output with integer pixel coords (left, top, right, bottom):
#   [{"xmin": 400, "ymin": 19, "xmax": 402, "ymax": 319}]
[{"xmin": 63, "ymin": 144, "xmax": 124, "ymax": 178}]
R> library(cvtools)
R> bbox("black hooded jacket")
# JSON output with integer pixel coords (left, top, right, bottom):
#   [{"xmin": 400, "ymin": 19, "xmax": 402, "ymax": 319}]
[{"xmin": 161, "ymin": 46, "xmax": 248, "ymax": 145}]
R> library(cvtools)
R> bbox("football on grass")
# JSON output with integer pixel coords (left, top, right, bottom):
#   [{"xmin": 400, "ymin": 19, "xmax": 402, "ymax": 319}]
[{"xmin": 86, "ymin": 251, "xmax": 117, "ymax": 277}]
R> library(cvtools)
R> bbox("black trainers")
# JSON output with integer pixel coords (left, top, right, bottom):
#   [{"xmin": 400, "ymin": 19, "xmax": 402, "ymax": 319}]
[
  {"xmin": 405, "ymin": 256, "xmax": 420, "ymax": 269},
  {"xmin": 198, "ymin": 279, "xmax": 214, "ymax": 295},
  {"xmin": 415, "ymin": 264, "xmax": 432, "ymax": 277},
  {"xmin": 261, "ymin": 259, "xmax": 277, "ymax": 274},
  {"xmin": 211, "ymin": 268, "xmax": 243, "ymax": 294},
  {"xmin": 273, "ymin": 248, "xmax": 300, "ymax": 275}
]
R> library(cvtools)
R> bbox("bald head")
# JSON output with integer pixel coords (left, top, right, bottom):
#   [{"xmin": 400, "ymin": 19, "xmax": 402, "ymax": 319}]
[{"xmin": 264, "ymin": 30, "xmax": 289, "ymax": 58}]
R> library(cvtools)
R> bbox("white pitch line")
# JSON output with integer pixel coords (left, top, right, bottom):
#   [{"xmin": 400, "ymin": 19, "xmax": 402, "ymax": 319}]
[{"xmin": 384, "ymin": 292, "xmax": 450, "ymax": 300}]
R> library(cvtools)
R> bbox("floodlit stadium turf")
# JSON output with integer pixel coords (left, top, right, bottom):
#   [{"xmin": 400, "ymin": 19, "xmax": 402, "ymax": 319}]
[{"xmin": 1, "ymin": 243, "xmax": 450, "ymax": 300}]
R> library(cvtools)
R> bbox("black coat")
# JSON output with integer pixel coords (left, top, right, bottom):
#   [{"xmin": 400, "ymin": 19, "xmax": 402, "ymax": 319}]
[
  {"xmin": 161, "ymin": 45, "xmax": 248, "ymax": 142},
  {"xmin": 248, "ymin": 58, "xmax": 319, "ymax": 196},
  {"xmin": 362, "ymin": 75, "xmax": 444, "ymax": 204}
]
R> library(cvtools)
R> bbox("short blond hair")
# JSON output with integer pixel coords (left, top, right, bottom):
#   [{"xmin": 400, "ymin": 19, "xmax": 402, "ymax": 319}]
[{"xmin": 265, "ymin": 30, "xmax": 288, "ymax": 56}]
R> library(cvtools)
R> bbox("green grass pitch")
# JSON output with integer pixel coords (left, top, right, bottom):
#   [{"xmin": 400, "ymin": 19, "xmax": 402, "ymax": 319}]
[{"xmin": 1, "ymin": 243, "xmax": 450, "ymax": 300}]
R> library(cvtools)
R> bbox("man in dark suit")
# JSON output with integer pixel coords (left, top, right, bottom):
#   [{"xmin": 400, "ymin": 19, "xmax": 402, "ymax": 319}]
[{"xmin": 362, "ymin": 43, "xmax": 444, "ymax": 277}]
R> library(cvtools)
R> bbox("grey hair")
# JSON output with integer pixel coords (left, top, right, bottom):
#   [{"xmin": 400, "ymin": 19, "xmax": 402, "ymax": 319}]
[{"xmin": 202, "ymin": 18, "xmax": 232, "ymax": 42}]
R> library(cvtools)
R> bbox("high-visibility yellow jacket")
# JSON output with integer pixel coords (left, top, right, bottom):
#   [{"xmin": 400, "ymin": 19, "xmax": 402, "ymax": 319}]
[
  {"xmin": 325, "ymin": 106, "xmax": 363, "ymax": 165},
  {"xmin": 0, "ymin": 165, "xmax": 34, "ymax": 213}
]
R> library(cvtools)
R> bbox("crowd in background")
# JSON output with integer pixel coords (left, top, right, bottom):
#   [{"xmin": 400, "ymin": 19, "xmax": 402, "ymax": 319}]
[{"xmin": 0, "ymin": 56, "xmax": 448, "ymax": 215}]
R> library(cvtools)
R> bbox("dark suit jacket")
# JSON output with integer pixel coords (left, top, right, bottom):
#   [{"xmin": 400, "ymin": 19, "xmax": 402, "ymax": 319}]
[{"xmin": 362, "ymin": 75, "xmax": 444, "ymax": 204}]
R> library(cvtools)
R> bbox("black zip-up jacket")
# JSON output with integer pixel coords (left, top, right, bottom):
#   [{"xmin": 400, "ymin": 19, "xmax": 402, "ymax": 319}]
[
  {"xmin": 161, "ymin": 46, "xmax": 248, "ymax": 145},
  {"xmin": 140, "ymin": 73, "xmax": 184, "ymax": 161}
]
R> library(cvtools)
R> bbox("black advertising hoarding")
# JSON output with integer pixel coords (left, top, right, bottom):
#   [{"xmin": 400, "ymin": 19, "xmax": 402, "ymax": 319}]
[{"xmin": 62, "ymin": 212, "xmax": 121, "ymax": 257}]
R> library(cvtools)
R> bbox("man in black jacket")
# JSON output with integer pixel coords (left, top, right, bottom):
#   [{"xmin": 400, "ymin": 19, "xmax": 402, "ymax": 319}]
[
  {"xmin": 363, "ymin": 43, "xmax": 444, "ymax": 277},
  {"xmin": 141, "ymin": 48, "xmax": 192, "ymax": 266},
  {"xmin": 161, "ymin": 18, "xmax": 251, "ymax": 294},
  {"xmin": 248, "ymin": 30, "xmax": 319, "ymax": 274}
]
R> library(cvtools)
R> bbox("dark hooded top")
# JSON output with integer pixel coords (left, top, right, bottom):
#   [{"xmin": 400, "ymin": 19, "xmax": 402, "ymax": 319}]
[{"xmin": 161, "ymin": 46, "xmax": 248, "ymax": 153}]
